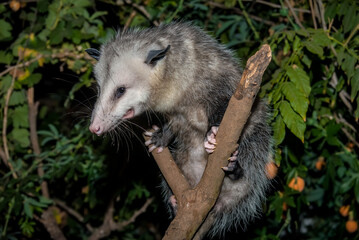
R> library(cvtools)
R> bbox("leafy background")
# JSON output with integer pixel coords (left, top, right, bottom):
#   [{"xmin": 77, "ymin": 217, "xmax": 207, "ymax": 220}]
[{"xmin": 0, "ymin": 0, "xmax": 358, "ymax": 239}]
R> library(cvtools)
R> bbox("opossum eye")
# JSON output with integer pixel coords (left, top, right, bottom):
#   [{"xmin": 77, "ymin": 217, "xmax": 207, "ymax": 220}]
[{"xmin": 115, "ymin": 87, "xmax": 126, "ymax": 99}]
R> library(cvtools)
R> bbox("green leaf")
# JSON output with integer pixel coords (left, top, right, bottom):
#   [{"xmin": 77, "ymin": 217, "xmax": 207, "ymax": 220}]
[
  {"xmin": 11, "ymin": 128, "xmax": 30, "ymax": 148},
  {"xmin": 89, "ymin": 11, "xmax": 107, "ymax": 21},
  {"xmin": 0, "ymin": 75, "xmax": 12, "ymax": 93},
  {"xmin": 307, "ymin": 188, "xmax": 324, "ymax": 203},
  {"xmin": 303, "ymin": 40, "xmax": 323, "ymax": 56},
  {"xmin": 282, "ymin": 82, "xmax": 309, "ymax": 121},
  {"xmin": 23, "ymin": 200, "xmax": 33, "ymax": 218},
  {"xmin": 49, "ymin": 22, "xmax": 65, "ymax": 45},
  {"xmin": 0, "ymin": 51, "xmax": 13, "ymax": 64},
  {"xmin": 273, "ymin": 115, "xmax": 285, "ymax": 145},
  {"xmin": 21, "ymin": 73, "xmax": 42, "ymax": 87},
  {"xmin": 341, "ymin": 54, "xmax": 356, "ymax": 80},
  {"xmin": 286, "ymin": 65, "xmax": 311, "ymax": 97},
  {"xmin": 9, "ymin": 90, "xmax": 26, "ymax": 106},
  {"xmin": 279, "ymin": 101, "xmax": 306, "ymax": 142},
  {"xmin": 355, "ymin": 97, "xmax": 359, "ymax": 119},
  {"xmin": 293, "ymin": 36, "xmax": 301, "ymax": 51},
  {"xmin": 350, "ymin": 68, "xmax": 359, "ymax": 101},
  {"xmin": 312, "ymin": 31, "xmax": 331, "ymax": 47},
  {"xmin": 0, "ymin": 19, "xmax": 12, "ymax": 40},
  {"xmin": 343, "ymin": 5, "xmax": 357, "ymax": 33},
  {"xmin": 340, "ymin": 178, "xmax": 355, "ymax": 193},
  {"xmin": 12, "ymin": 105, "xmax": 29, "ymax": 128}
]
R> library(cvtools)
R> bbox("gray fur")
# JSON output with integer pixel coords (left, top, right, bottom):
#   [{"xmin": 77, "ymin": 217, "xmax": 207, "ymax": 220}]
[{"xmin": 88, "ymin": 22, "xmax": 272, "ymax": 238}]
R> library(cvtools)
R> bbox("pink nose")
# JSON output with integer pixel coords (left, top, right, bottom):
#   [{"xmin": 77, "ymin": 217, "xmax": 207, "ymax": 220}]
[{"xmin": 89, "ymin": 123, "xmax": 103, "ymax": 136}]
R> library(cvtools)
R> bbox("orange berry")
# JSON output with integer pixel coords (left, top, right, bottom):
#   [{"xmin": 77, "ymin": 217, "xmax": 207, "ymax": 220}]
[
  {"xmin": 315, "ymin": 156, "xmax": 325, "ymax": 171},
  {"xmin": 288, "ymin": 177, "xmax": 305, "ymax": 192},
  {"xmin": 346, "ymin": 220, "xmax": 358, "ymax": 233},
  {"xmin": 265, "ymin": 161, "xmax": 278, "ymax": 179},
  {"xmin": 339, "ymin": 205, "xmax": 350, "ymax": 217},
  {"xmin": 282, "ymin": 202, "xmax": 288, "ymax": 211},
  {"xmin": 10, "ymin": 0, "xmax": 20, "ymax": 12}
]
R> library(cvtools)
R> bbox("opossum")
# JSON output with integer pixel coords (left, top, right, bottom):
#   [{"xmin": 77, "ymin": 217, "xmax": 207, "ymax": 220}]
[{"xmin": 87, "ymin": 22, "xmax": 272, "ymax": 238}]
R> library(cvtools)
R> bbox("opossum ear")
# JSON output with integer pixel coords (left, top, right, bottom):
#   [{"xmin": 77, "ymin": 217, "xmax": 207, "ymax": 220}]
[
  {"xmin": 85, "ymin": 48, "xmax": 101, "ymax": 61},
  {"xmin": 145, "ymin": 45, "xmax": 171, "ymax": 65}
]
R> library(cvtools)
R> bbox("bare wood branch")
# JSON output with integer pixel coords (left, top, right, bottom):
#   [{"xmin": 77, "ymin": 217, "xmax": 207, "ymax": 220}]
[
  {"xmin": 143, "ymin": 135, "xmax": 191, "ymax": 197},
  {"xmin": 2, "ymin": 63, "xmax": 18, "ymax": 179},
  {"xmin": 309, "ymin": 0, "xmax": 318, "ymax": 29},
  {"xmin": 124, "ymin": 10, "xmax": 137, "ymax": 31},
  {"xmin": 284, "ymin": 0, "xmax": 306, "ymax": 30},
  {"xmin": 0, "ymin": 51, "xmax": 95, "ymax": 79},
  {"xmin": 88, "ymin": 197, "xmax": 154, "ymax": 240},
  {"xmin": 54, "ymin": 198, "xmax": 94, "ymax": 232},
  {"xmin": 27, "ymin": 87, "xmax": 50, "ymax": 198},
  {"xmin": 328, "ymin": 69, "xmax": 353, "ymax": 113},
  {"xmin": 316, "ymin": 0, "xmax": 327, "ymax": 30},
  {"xmin": 123, "ymin": 0, "xmax": 159, "ymax": 26},
  {"xmin": 41, "ymin": 207, "xmax": 67, "ymax": 240}
]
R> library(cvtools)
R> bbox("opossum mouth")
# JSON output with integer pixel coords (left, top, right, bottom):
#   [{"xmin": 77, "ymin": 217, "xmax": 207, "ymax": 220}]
[{"xmin": 122, "ymin": 108, "xmax": 134, "ymax": 119}]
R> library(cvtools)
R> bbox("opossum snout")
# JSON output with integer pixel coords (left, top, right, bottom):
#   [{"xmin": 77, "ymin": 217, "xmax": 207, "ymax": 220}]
[{"xmin": 89, "ymin": 122, "xmax": 103, "ymax": 136}]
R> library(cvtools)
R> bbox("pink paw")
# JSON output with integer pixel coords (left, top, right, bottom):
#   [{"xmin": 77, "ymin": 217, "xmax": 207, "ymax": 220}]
[
  {"xmin": 144, "ymin": 125, "xmax": 164, "ymax": 153},
  {"xmin": 204, "ymin": 126, "xmax": 239, "ymax": 173},
  {"xmin": 204, "ymin": 126, "xmax": 218, "ymax": 153}
]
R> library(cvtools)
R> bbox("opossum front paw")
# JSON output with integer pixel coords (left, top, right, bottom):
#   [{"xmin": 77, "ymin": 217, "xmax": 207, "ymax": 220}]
[
  {"xmin": 145, "ymin": 124, "xmax": 174, "ymax": 153},
  {"xmin": 145, "ymin": 125, "xmax": 165, "ymax": 153},
  {"xmin": 204, "ymin": 126, "xmax": 219, "ymax": 153},
  {"xmin": 205, "ymin": 126, "xmax": 243, "ymax": 180}
]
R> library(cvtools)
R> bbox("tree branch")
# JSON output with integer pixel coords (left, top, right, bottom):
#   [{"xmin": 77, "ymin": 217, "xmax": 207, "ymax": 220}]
[
  {"xmin": 27, "ymin": 87, "xmax": 67, "ymax": 239},
  {"xmin": 2, "ymin": 61, "xmax": 19, "ymax": 179},
  {"xmin": 145, "ymin": 45, "xmax": 272, "ymax": 239},
  {"xmin": 88, "ymin": 197, "xmax": 154, "ymax": 240},
  {"xmin": 54, "ymin": 198, "xmax": 94, "ymax": 232},
  {"xmin": 284, "ymin": 0, "xmax": 306, "ymax": 31}
]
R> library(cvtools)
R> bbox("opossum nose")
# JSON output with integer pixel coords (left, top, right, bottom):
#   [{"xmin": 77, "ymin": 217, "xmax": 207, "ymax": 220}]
[{"xmin": 89, "ymin": 123, "xmax": 103, "ymax": 136}]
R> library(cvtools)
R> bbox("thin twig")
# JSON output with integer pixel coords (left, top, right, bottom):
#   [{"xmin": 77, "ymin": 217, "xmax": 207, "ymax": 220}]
[
  {"xmin": 243, "ymin": 0, "xmax": 311, "ymax": 13},
  {"xmin": 328, "ymin": 69, "xmax": 353, "ymax": 113},
  {"xmin": 316, "ymin": 0, "xmax": 327, "ymax": 31},
  {"xmin": 88, "ymin": 197, "xmax": 154, "ymax": 240},
  {"xmin": 344, "ymin": 23, "xmax": 359, "ymax": 47},
  {"xmin": 309, "ymin": 0, "xmax": 317, "ymax": 29},
  {"xmin": 238, "ymin": 0, "xmax": 260, "ymax": 39},
  {"xmin": 54, "ymin": 198, "xmax": 94, "ymax": 232},
  {"xmin": 124, "ymin": 0, "xmax": 159, "ymax": 26},
  {"xmin": 2, "ymin": 61, "xmax": 19, "ymax": 179},
  {"xmin": 27, "ymin": 87, "xmax": 49, "ymax": 198},
  {"xmin": 0, "ymin": 51, "xmax": 95, "ymax": 79},
  {"xmin": 124, "ymin": 10, "xmax": 137, "ymax": 31},
  {"xmin": 284, "ymin": 0, "xmax": 306, "ymax": 30},
  {"xmin": 207, "ymin": 2, "xmax": 275, "ymax": 26}
]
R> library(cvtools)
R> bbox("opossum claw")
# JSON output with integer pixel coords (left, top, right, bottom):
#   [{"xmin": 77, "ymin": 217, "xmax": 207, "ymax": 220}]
[{"xmin": 148, "ymin": 145, "xmax": 157, "ymax": 152}]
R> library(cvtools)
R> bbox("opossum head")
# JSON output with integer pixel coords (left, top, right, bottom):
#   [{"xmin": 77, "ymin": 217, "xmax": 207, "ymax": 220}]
[{"xmin": 86, "ymin": 43, "xmax": 170, "ymax": 136}]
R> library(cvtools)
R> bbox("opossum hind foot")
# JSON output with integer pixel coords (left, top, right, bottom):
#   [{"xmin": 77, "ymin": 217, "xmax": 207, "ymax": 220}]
[{"xmin": 204, "ymin": 126, "xmax": 242, "ymax": 180}]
